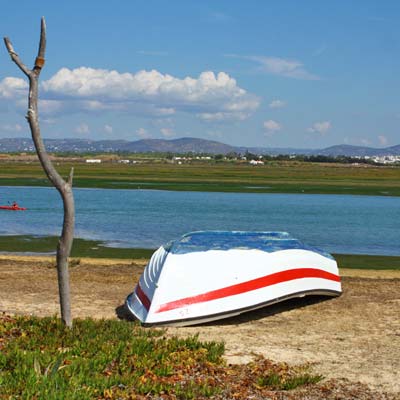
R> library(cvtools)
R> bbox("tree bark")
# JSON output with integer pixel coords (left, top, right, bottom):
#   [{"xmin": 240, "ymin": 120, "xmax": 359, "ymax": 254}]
[{"xmin": 4, "ymin": 17, "xmax": 74, "ymax": 327}]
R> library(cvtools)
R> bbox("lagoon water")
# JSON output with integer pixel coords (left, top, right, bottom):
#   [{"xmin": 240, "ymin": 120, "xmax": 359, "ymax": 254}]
[{"xmin": 0, "ymin": 186, "xmax": 399, "ymax": 256}]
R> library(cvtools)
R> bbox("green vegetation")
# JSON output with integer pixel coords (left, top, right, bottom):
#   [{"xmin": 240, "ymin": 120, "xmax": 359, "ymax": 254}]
[
  {"xmin": 0, "ymin": 235, "xmax": 154, "ymax": 259},
  {"xmin": 1, "ymin": 160, "xmax": 400, "ymax": 196},
  {"xmin": 1, "ymin": 235, "xmax": 399, "ymax": 269},
  {"xmin": 0, "ymin": 315, "xmax": 223, "ymax": 399},
  {"xmin": 334, "ymin": 253, "xmax": 400, "ymax": 270},
  {"xmin": 256, "ymin": 371, "xmax": 323, "ymax": 391},
  {"xmin": 0, "ymin": 314, "xmax": 325, "ymax": 399}
]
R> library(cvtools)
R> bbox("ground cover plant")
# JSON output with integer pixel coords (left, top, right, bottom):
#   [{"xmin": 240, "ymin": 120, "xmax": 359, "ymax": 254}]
[
  {"xmin": 1, "ymin": 160, "xmax": 400, "ymax": 196},
  {"xmin": 0, "ymin": 313, "xmax": 393, "ymax": 400},
  {"xmin": 0, "ymin": 314, "xmax": 318, "ymax": 399},
  {"xmin": 0, "ymin": 314, "xmax": 223, "ymax": 399}
]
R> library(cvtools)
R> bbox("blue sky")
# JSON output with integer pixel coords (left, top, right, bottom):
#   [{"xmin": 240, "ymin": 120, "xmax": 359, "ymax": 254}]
[{"xmin": 0, "ymin": 1, "xmax": 399, "ymax": 148}]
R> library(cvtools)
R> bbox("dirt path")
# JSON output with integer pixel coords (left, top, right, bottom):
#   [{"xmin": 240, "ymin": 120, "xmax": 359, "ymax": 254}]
[{"xmin": 0, "ymin": 255, "xmax": 399, "ymax": 396}]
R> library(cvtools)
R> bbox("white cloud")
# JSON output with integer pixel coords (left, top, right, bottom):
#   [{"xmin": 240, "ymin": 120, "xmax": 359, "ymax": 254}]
[
  {"xmin": 39, "ymin": 99, "xmax": 64, "ymax": 115},
  {"xmin": 198, "ymin": 112, "xmax": 226, "ymax": 121},
  {"xmin": 227, "ymin": 54, "xmax": 320, "ymax": 80},
  {"xmin": 160, "ymin": 127, "xmax": 175, "ymax": 138},
  {"xmin": 269, "ymin": 99, "xmax": 286, "ymax": 109},
  {"xmin": 263, "ymin": 120, "xmax": 281, "ymax": 132},
  {"xmin": 36, "ymin": 67, "xmax": 259, "ymax": 120},
  {"xmin": 378, "ymin": 135, "xmax": 388, "ymax": 146},
  {"xmin": 197, "ymin": 111, "xmax": 248, "ymax": 121},
  {"xmin": 308, "ymin": 121, "xmax": 331, "ymax": 135},
  {"xmin": 0, "ymin": 68, "xmax": 259, "ymax": 122},
  {"xmin": 104, "ymin": 124, "xmax": 113, "ymax": 134},
  {"xmin": 0, "ymin": 77, "xmax": 28, "ymax": 98},
  {"xmin": 74, "ymin": 123, "xmax": 90, "ymax": 134},
  {"xmin": 254, "ymin": 56, "xmax": 320, "ymax": 80},
  {"xmin": 136, "ymin": 127, "xmax": 151, "ymax": 138}
]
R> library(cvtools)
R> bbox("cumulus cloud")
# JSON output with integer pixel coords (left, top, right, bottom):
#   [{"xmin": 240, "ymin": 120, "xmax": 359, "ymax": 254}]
[
  {"xmin": 39, "ymin": 99, "xmax": 64, "ymax": 115},
  {"xmin": 0, "ymin": 68, "xmax": 259, "ymax": 123},
  {"xmin": 33, "ymin": 67, "xmax": 259, "ymax": 120},
  {"xmin": 74, "ymin": 123, "xmax": 90, "ymax": 134},
  {"xmin": 308, "ymin": 121, "xmax": 331, "ymax": 135},
  {"xmin": 0, "ymin": 67, "xmax": 259, "ymax": 125},
  {"xmin": 0, "ymin": 77, "xmax": 28, "ymax": 98},
  {"xmin": 269, "ymin": 99, "xmax": 286, "ymax": 109},
  {"xmin": 263, "ymin": 120, "xmax": 281, "ymax": 136},
  {"xmin": 378, "ymin": 135, "xmax": 388, "ymax": 146}
]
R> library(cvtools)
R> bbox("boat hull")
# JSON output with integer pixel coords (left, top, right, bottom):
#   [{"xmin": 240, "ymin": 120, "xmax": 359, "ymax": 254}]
[
  {"xmin": 125, "ymin": 231, "xmax": 342, "ymax": 326},
  {"xmin": 127, "ymin": 288, "xmax": 340, "ymax": 327},
  {"xmin": 0, "ymin": 205, "xmax": 26, "ymax": 211}
]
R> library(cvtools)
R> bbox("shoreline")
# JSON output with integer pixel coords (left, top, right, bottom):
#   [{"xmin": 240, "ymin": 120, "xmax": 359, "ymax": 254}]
[
  {"xmin": 1, "ymin": 253, "xmax": 399, "ymax": 277},
  {"xmin": 1, "ymin": 235, "xmax": 400, "ymax": 269},
  {"xmin": 2, "ymin": 180, "xmax": 400, "ymax": 197}
]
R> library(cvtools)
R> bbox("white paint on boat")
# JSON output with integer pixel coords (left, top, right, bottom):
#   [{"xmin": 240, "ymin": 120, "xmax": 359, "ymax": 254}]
[{"xmin": 126, "ymin": 231, "xmax": 342, "ymax": 326}]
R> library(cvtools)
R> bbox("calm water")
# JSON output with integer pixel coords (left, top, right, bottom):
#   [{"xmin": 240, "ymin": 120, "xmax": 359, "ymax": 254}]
[{"xmin": 0, "ymin": 186, "xmax": 399, "ymax": 256}]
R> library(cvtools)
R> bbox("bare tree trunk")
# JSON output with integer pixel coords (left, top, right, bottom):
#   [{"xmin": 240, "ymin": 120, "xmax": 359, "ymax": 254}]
[{"xmin": 4, "ymin": 18, "xmax": 74, "ymax": 327}]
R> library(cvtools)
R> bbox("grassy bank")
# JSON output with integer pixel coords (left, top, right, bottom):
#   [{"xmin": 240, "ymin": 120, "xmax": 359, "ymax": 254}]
[
  {"xmin": 0, "ymin": 235, "xmax": 154, "ymax": 259},
  {"xmin": 332, "ymin": 253, "xmax": 400, "ymax": 270},
  {"xmin": 1, "ymin": 235, "xmax": 399, "ymax": 270},
  {"xmin": 1, "ymin": 160, "xmax": 400, "ymax": 196}
]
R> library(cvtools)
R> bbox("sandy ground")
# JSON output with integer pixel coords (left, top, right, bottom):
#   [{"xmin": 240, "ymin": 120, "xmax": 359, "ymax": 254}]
[{"xmin": 0, "ymin": 255, "xmax": 399, "ymax": 397}]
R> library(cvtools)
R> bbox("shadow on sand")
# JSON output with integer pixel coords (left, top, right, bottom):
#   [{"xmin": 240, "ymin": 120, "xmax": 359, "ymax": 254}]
[{"xmin": 115, "ymin": 295, "xmax": 332, "ymax": 327}]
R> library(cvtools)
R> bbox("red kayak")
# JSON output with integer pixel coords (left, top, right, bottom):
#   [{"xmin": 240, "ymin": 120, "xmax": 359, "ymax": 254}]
[{"xmin": 0, "ymin": 204, "xmax": 27, "ymax": 211}]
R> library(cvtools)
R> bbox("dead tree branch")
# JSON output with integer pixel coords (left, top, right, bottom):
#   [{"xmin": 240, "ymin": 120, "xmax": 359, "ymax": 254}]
[{"xmin": 4, "ymin": 17, "xmax": 74, "ymax": 328}]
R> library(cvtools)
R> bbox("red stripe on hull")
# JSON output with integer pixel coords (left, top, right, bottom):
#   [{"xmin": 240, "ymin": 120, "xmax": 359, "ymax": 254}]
[
  {"xmin": 135, "ymin": 284, "xmax": 151, "ymax": 311},
  {"xmin": 156, "ymin": 268, "xmax": 340, "ymax": 313}
]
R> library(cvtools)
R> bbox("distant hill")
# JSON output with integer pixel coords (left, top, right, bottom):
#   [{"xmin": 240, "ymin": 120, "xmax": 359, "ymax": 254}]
[
  {"xmin": 0, "ymin": 137, "xmax": 237, "ymax": 155},
  {"xmin": 317, "ymin": 144, "xmax": 400, "ymax": 157},
  {"xmin": 0, "ymin": 137, "xmax": 399, "ymax": 157},
  {"xmin": 122, "ymin": 137, "xmax": 237, "ymax": 154}
]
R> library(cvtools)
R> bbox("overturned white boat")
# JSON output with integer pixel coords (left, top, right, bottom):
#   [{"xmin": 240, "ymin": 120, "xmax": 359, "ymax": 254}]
[{"xmin": 126, "ymin": 231, "xmax": 341, "ymax": 326}]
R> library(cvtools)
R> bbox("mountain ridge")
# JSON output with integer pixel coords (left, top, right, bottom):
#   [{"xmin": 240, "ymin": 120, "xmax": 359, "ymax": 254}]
[{"xmin": 0, "ymin": 137, "xmax": 399, "ymax": 157}]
